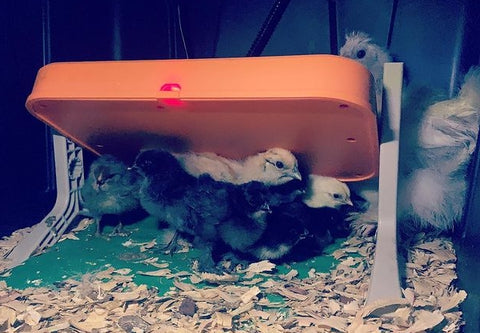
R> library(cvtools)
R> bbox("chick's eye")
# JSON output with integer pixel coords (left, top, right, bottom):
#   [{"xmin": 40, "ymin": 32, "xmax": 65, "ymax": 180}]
[
  {"xmin": 333, "ymin": 193, "xmax": 341, "ymax": 199},
  {"xmin": 275, "ymin": 161, "xmax": 284, "ymax": 169},
  {"xmin": 356, "ymin": 49, "xmax": 366, "ymax": 59}
]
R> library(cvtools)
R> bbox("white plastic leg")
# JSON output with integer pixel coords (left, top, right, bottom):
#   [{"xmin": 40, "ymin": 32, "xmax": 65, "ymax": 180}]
[
  {"xmin": 367, "ymin": 63, "xmax": 404, "ymax": 303},
  {"xmin": 4, "ymin": 133, "xmax": 84, "ymax": 270}
]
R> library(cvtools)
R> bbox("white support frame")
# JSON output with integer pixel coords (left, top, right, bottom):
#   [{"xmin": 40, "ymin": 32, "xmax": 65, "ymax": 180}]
[
  {"xmin": 367, "ymin": 62, "xmax": 404, "ymax": 303},
  {"xmin": 4, "ymin": 133, "xmax": 84, "ymax": 270}
]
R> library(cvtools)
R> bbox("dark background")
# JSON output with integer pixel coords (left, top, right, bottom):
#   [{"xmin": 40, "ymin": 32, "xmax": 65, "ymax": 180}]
[{"xmin": 1, "ymin": 0, "xmax": 480, "ymax": 330}]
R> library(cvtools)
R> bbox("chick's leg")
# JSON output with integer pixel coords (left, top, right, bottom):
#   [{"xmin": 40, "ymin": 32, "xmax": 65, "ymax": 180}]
[
  {"xmin": 159, "ymin": 229, "xmax": 180, "ymax": 254},
  {"xmin": 192, "ymin": 238, "xmax": 221, "ymax": 273},
  {"xmin": 95, "ymin": 217, "xmax": 102, "ymax": 236},
  {"xmin": 108, "ymin": 221, "xmax": 127, "ymax": 237}
]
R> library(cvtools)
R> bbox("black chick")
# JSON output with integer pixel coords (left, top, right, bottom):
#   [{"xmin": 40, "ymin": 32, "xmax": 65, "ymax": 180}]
[
  {"xmin": 217, "ymin": 177, "xmax": 306, "ymax": 254},
  {"xmin": 134, "ymin": 149, "xmax": 229, "ymax": 238},
  {"xmin": 245, "ymin": 206, "xmax": 309, "ymax": 261},
  {"xmin": 134, "ymin": 149, "xmax": 235, "ymax": 271},
  {"xmin": 214, "ymin": 180, "xmax": 306, "ymax": 264},
  {"xmin": 246, "ymin": 200, "xmax": 347, "ymax": 262},
  {"xmin": 217, "ymin": 181, "xmax": 272, "ymax": 253},
  {"xmin": 285, "ymin": 202, "xmax": 351, "ymax": 261},
  {"xmin": 80, "ymin": 154, "xmax": 144, "ymax": 235}
]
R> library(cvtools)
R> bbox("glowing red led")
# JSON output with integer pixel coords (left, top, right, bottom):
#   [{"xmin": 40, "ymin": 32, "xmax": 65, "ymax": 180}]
[
  {"xmin": 160, "ymin": 83, "xmax": 181, "ymax": 92},
  {"xmin": 159, "ymin": 83, "xmax": 183, "ymax": 108}
]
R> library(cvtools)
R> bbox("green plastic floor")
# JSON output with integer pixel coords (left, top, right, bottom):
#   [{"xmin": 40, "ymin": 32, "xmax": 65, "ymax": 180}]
[{"xmin": 2, "ymin": 216, "xmax": 343, "ymax": 294}]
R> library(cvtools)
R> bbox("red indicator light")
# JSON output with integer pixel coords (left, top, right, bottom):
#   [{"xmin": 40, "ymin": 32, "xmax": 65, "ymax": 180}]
[
  {"xmin": 160, "ymin": 83, "xmax": 181, "ymax": 91},
  {"xmin": 158, "ymin": 83, "xmax": 183, "ymax": 108}
]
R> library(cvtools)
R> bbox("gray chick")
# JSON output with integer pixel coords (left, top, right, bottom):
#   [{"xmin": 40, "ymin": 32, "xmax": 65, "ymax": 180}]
[{"xmin": 81, "ymin": 154, "xmax": 143, "ymax": 235}]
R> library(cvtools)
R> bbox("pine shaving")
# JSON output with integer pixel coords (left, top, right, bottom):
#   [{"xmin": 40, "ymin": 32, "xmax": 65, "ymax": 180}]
[
  {"xmin": 240, "ymin": 286, "xmax": 261, "ymax": 303},
  {"xmin": 0, "ymin": 221, "xmax": 467, "ymax": 332}
]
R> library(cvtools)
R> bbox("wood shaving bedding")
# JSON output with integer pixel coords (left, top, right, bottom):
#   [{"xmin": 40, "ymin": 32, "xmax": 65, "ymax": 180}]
[{"xmin": 0, "ymin": 221, "xmax": 467, "ymax": 332}]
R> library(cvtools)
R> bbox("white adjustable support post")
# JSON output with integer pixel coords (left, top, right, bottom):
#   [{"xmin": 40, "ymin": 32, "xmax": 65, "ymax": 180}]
[
  {"xmin": 367, "ymin": 63, "xmax": 404, "ymax": 303},
  {"xmin": 3, "ymin": 133, "xmax": 84, "ymax": 270}
]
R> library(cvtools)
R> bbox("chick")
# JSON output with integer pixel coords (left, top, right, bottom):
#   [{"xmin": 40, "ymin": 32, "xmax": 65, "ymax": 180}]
[
  {"xmin": 218, "ymin": 180, "xmax": 305, "ymax": 254},
  {"xmin": 80, "ymin": 155, "xmax": 143, "ymax": 235},
  {"xmin": 302, "ymin": 175, "xmax": 353, "ymax": 209},
  {"xmin": 245, "ymin": 200, "xmax": 343, "ymax": 261},
  {"xmin": 238, "ymin": 148, "xmax": 302, "ymax": 185},
  {"xmin": 134, "ymin": 149, "xmax": 230, "ymax": 270},
  {"xmin": 219, "ymin": 230, "xmax": 305, "ymax": 268},
  {"xmin": 172, "ymin": 151, "xmax": 237, "ymax": 183},
  {"xmin": 339, "ymin": 31, "xmax": 392, "ymax": 110},
  {"xmin": 134, "ymin": 149, "xmax": 227, "ymax": 239},
  {"xmin": 217, "ymin": 181, "xmax": 272, "ymax": 253},
  {"xmin": 173, "ymin": 147, "xmax": 302, "ymax": 186},
  {"xmin": 246, "ymin": 214, "xmax": 308, "ymax": 261},
  {"xmin": 300, "ymin": 175, "xmax": 353, "ymax": 240}
]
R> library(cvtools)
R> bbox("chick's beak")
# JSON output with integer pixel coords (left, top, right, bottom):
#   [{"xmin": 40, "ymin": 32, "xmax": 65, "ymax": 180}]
[
  {"xmin": 294, "ymin": 189, "xmax": 306, "ymax": 197},
  {"xmin": 300, "ymin": 228, "xmax": 310, "ymax": 240},
  {"xmin": 95, "ymin": 173, "xmax": 105, "ymax": 186},
  {"xmin": 260, "ymin": 202, "xmax": 272, "ymax": 213},
  {"xmin": 128, "ymin": 165, "xmax": 141, "ymax": 174},
  {"xmin": 289, "ymin": 167, "xmax": 302, "ymax": 181},
  {"xmin": 345, "ymin": 198, "xmax": 353, "ymax": 206}
]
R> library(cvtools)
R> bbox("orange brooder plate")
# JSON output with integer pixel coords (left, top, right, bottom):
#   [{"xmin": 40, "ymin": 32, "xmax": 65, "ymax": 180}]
[{"xmin": 26, "ymin": 54, "xmax": 379, "ymax": 181}]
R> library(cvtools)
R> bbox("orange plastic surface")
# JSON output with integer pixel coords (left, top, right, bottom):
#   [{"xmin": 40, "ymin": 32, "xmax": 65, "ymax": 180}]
[{"xmin": 26, "ymin": 54, "xmax": 379, "ymax": 181}]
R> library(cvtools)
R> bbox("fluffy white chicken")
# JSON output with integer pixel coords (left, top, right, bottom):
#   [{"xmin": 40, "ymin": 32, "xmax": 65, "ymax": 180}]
[
  {"xmin": 340, "ymin": 31, "xmax": 480, "ymax": 232},
  {"xmin": 173, "ymin": 148, "xmax": 302, "ymax": 186},
  {"xmin": 302, "ymin": 175, "xmax": 353, "ymax": 209},
  {"xmin": 417, "ymin": 67, "xmax": 480, "ymax": 171},
  {"xmin": 399, "ymin": 168, "xmax": 467, "ymax": 231},
  {"xmin": 339, "ymin": 31, "xmax": 393, "ymax": 111},
  {"xmin": 399, "ymin": 67, "xmax": 480, "ymax": 231}
]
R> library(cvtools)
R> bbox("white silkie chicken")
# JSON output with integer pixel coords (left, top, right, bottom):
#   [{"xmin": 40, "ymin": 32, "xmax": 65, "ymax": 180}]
[
  {"xmin": 399, "ymin": 67, "xmax": 480, "ymax": 231},
  {"xmin": 340, "ymin": 31, "xmax": 480, "ymax": 232},
  {"xmin": 339, "ymin": 31, "xmax": 392, "ymax": 111},
  {"xmin": 398, "ymin": 168, "xmax": 468, "ymax": 231},
  {"xmin": 339, "ymin": 31, "xmax": 392, "ymax": 235},
  {"xmin": 417, "ymin": 67, "xmax": 480, "ymax": 171}
]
